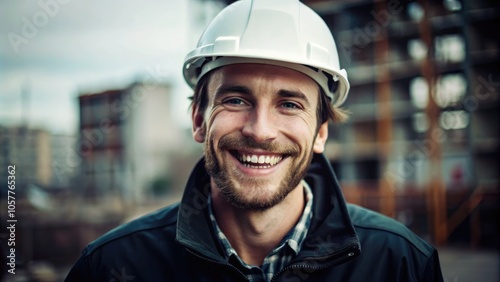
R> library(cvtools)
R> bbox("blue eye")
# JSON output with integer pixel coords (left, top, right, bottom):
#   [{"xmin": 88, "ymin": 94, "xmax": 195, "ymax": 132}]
[
  {"xmin": 226, "ymin": 98, "xmax": 244, "ymax": 104},
  {"xmin": 281, "ymin": 102, "xmax": 299, "ymax": 109}
]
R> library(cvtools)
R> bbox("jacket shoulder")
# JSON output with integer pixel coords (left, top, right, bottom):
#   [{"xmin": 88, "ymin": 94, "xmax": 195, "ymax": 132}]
[
  {"xmin": 83, "ymin": 202, "xmax": 180, "ymax": 255},
  {"xmin": 346, "ymin": 203, "xmax": 435, "ymax": 257}
]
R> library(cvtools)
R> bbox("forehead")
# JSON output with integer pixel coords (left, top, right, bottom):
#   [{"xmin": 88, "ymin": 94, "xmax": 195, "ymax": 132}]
[{"xmin": 207, "ymin": 63, "xmax": 320, "ymax": 99}]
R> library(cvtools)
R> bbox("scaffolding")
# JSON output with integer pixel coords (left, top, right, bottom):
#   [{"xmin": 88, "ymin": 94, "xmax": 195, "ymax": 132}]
[{"xmin": 302, "ymin": 0, "xmax": 500, "ymax": 247}]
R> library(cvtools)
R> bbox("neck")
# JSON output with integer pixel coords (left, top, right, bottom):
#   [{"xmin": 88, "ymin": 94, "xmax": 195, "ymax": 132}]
[{"xmin": 211, "ymin": 180, "xmax": 305, "ymax": 266}]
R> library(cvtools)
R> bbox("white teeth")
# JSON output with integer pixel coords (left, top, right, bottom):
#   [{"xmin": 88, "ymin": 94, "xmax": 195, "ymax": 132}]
[
  {"xmin": 251, "ymin": 155, "xmax": 258, "ymax": 163},
  {"xmin": 258, "ymin": 155, "xmax": 265, "ymax": 164},
  {"xmin": 238, "ymin": 153, "xmax": 283, "ymax": 167}
]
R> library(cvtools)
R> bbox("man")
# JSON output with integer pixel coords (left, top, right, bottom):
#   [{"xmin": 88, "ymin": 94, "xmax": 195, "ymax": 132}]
[{"xmin": 66, "ymin": 0, "xmax": 444, "ymax": 281}]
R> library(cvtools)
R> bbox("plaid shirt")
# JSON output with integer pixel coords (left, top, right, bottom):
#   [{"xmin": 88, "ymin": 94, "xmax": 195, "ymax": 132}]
[{"xmin": 208, "ymin": 180, "xmax": 313, "ymax": 282}]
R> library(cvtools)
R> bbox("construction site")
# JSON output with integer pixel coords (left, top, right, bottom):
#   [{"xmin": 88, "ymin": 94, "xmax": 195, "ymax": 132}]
[{"xmin": 0, "ymin": 0, "xmax": 498, "ymax": 281}]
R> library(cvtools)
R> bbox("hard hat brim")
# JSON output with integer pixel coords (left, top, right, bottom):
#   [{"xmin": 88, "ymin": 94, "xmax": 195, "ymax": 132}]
[{"xmin": 183, "ymin": 55, "xmax": 349, "ymax": 107}]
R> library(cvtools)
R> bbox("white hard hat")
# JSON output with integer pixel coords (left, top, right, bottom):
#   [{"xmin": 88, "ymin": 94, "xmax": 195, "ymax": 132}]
[{"xmin": 183, "ymin": 0, "xmax": 350, "ymax": 106}]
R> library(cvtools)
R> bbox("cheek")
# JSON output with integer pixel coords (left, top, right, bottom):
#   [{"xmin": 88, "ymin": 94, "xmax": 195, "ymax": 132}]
[
  {"xmin": 206, "ymin": 110, "xmax": 246, "ymax": 138},
  {"xmin": 284, "ymin": 116, "xmax": 317, "ymax": 141},
  {"xmin": 298, "ymin": 112, "xmax": 319, "ymax": 133}
]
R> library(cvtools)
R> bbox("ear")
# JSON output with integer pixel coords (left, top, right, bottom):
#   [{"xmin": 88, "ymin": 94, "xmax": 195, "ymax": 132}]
[
  {"xmin": 191, "ymin": 104, "xmax": 206, "ymax": 143},
  {"xmin": 313, "ymin": 121, "xmax": 329, "ymax": 153}
]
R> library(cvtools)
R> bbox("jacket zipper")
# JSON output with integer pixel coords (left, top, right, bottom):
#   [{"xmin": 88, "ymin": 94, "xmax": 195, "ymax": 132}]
[
  {"xmin": 270, "ymin": 243, "xmax": 360, "ymax": 282},
  {"xmin": 186, "ymin": 248, "xmax": 250, "ymax": 281}
]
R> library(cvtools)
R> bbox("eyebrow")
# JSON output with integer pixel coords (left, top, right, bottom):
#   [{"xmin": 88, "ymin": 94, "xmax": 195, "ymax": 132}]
[
  {"xmin": 277, "ymin": 89, "xmax": 311, "ymax": 107},
  {"xmin": 214, "ymin": 85, "xmax": 252, "ymax": 98}
]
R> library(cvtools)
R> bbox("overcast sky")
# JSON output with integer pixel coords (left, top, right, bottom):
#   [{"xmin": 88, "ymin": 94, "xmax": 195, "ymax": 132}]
[{"xmin": 0, "ymin": 0, "xmax": 223, "ymax": 134}]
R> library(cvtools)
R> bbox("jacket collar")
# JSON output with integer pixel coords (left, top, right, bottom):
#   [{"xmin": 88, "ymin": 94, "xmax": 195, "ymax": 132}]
[
  {"xmin": 299, "ymin": 153, "xmax": 360, "ymax": 260},
  {"xmin": 175, "ymin": 153, "xmax": 360, "ymax": 264}
]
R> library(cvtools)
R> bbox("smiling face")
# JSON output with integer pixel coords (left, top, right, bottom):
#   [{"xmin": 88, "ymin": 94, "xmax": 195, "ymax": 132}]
[{"xmin": 192, "ymin": 64, "xmax": 328, "ymax": 211}]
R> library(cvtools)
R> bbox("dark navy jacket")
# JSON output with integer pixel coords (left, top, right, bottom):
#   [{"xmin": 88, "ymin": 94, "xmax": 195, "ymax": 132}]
[{"xmin": 65, "ymin": 154, "xmax": 443, "ymax": 281}]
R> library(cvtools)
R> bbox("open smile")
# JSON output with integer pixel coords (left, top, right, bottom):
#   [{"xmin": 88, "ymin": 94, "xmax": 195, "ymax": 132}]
[{"xmin": 230, "ymin": 151, "xmax": 285, "ymax": 169}]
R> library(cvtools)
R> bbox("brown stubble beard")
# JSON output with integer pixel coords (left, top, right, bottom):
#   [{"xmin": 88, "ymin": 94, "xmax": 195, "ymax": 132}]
[{"xmin": 204, "ymin": 134, "xmax": 315, "ymax": 211}]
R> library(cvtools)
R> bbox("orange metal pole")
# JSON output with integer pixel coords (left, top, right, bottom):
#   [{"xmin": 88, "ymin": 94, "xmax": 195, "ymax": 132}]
[
  {"xmin": 418, "ymin": 0, "xmax": 447, "ymax": 245},
  {"xmin": 374, "ymin": 0, "xmax": 395, "ymax": 218}
]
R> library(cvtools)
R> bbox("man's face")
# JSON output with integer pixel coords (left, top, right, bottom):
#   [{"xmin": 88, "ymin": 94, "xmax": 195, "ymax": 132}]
[{"xmin": 192, "ymin": 64, "xmax": 328, "ymax": 210}]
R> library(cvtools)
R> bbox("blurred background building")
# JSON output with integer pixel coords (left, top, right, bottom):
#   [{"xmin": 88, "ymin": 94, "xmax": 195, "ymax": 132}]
[
  {"xmin": 77, "ymin": 80, "xmax": 199, "ymax": 206},
  {"xmin": 1, "ymin": 127, "xmax": 52, "ymax": 190},
  {"xmin": 298, "ymin": 0, "xmax": 499, "ymax": 248},
  {"xmin": 0, "ymin": 0, "xmax": 499, "ymax": 281}
]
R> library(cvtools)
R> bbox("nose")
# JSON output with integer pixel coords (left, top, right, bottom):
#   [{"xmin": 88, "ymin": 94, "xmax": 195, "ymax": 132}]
[{"xmin": 241, "ymin": 107, "xmax": 278, "ymax": 143}]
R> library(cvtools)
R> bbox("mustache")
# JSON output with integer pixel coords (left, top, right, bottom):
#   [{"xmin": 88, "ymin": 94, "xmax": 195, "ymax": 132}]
[{"xmin": 218, "ymin": 135, "xmax": 300, "ymax": 156}]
